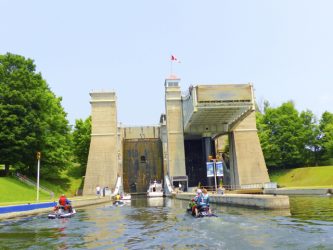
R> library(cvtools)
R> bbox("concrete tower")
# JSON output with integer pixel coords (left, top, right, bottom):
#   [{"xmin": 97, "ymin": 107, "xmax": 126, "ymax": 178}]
[
  {"xmin": 164, "ymin": 76, "xmax": 187, "ymax": 185},
  {"xmin": 83, "ymin": 92, "xmax": 119, "ymax": 195},
  {"xmin": 229, "ymin": 111, "xmax": 270, "ymax": 188}
]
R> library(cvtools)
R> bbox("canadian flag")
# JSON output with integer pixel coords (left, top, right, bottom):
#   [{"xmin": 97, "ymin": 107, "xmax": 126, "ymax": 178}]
[{"xmin": 171, "ymin": 55, "xmax": 180, "ymax": 62}]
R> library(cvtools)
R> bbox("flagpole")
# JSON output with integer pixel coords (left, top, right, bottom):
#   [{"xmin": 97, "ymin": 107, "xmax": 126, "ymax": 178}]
[{"xmin": 170, "ymin": 58, "xmax": 173, "ymax": 75}]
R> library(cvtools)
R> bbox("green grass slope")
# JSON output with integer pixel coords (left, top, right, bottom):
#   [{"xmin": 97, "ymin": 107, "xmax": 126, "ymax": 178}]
[
  {"xmin": 0, "ymin": 177, "xmax": 52, "ymax": 205},
  {"xmin": 0, "ymin": 166, "xmax": 84, "ymax": 205},
  {"xmin": 270, "ymin": 166, "xmax": 333, "ymax": 188}
]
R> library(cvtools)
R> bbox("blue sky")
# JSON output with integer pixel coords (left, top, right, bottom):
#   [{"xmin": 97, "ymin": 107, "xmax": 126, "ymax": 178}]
[{"xmin": 1, "ymin": 0, "xmax": 332, "ymax": 126}]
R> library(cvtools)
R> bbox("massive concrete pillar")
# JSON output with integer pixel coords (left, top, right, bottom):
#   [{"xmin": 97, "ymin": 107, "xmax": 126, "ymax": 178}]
[
  {"xmin": 229, "ymin": 111, "xmax": 270, "ymax": 189},
  {"xmin": 203, "ymin": 136, "xmax": 214, "ymax": 187},
  {"xmin": 159, "ymin": 115, "xmax": 168, "ymax": 180},
  {"xmin": 83, "ymin": 92, "xmax": 119, "ymax": 195},
  {"xmin": 164, "ymin": 77, "xmax": 187, "ymax": 185}
]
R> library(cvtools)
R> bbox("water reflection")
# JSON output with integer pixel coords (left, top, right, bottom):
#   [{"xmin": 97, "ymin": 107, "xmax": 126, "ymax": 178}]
[
  {"xmin": 147, "ymin": 197, "xmax": 164, "ymax": 207},
  {"xmin": 0, "ymin": 196, "xmax": 332, "ymax": 249},
  {"xmin": 289, "ymin": 195, "xmax": 333, "ymax": 222}
]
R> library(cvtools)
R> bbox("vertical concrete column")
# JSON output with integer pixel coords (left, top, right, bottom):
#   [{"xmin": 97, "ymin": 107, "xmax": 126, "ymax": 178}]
[
  {"xmin": 159, "ymin": 115, "xmax": 168, "ymax": 179},
  {"xmin": 229, "ymin": 111, "xmax": 270, "ymax": 188},
  {"xmin": 203, "ymin": 137, "xmax": 212, "ymax": 161},
  {"xmin": 228, "ymin": 132, "xmax": 239, "ymax": 189},
  {"xmin": 165, "ymin": 77, "xmax": 186, "ymax": 180},
  {"xmin": 203, "ymin": 136, "xmax": 213, "ymax": 187},
  {"xmin": 83, "ymin": 92, "xmax": 119, "ymax": 195},
  {"xmin": 117, "ymin": 125, "xmax": 123, "ymax": 184}
]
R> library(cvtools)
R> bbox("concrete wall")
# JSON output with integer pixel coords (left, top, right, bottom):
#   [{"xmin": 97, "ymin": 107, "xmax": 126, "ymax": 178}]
[
  {"xmin": 264, "ymin": 188, "xmax": 333, "ymax": 195},
  {"xmin": 165, "ymin": 78, "xmax": 186, "ymax": 178},
  {"xmin": 176, "ymin": 192, "xmax": 290, "ymax": 210},
  {"xmin": 160, "ymin": 115, "xmax": 168, "ymax": 182},
  {"xmin": 83, "ymin": 92, "xmax": 119, "ymax": 195},
  {"xmin": 229, "ymin": 111, "xmax": 270, "ymax": 188},
  {"xmin": 196, "ymin": 84, "xmax": 253, "ymax": 102},
  {"xmin": 122, "ymin": 126, "xmax": 160, "ymax": 139}
]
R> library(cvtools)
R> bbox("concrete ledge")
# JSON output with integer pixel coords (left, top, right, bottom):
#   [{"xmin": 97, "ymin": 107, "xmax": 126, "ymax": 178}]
[
  {"xmin": 71, "ymin": 196, "xmax": 111, "ymax": 208},
  {"xmin": 264, "ymin": 188, "xmax": 333, "ymax": 195},
  {"xmin": 0, "ymin": 196, "xmax": 111, "ymax": 220},
  {"xmin": 176, "ymin": 192, "xmax": 290, "ymax": 210}
]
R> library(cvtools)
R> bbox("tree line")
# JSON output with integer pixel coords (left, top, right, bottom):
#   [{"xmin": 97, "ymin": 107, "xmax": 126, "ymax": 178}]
[
  {"xmin": 257, "ymin": 101, "xmax": 333, "ymax": 169},
  {"xmin": 1, "ymin": 53, "xmax": 332, "ymax": 180},
  {"xmin": 0, "ymin": 53, "xmax": 90, "ymax": 179}
]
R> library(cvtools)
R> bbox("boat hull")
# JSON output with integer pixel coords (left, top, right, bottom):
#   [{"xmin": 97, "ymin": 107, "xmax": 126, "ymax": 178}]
[
  {"xmin": 147, "ymin": 180, "xmax": 164, "ymax": 197},
  {"xmin": 48, "ymin": 209, "xmax": 76, "ymax": 219},
  {"xmin": 147, "ymin": 192, "xmax": 164, "ymax": 198}
]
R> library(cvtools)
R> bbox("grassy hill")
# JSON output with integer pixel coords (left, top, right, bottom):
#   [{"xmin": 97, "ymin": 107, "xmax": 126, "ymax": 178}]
[
  {"xmin": 0, "ymin": 166, "xmax": 83, "ymax": 205},
  {"xmin": 269, "ymin": 166, "xmax": 333, "ymax": 188},
  {"xmin": 0, "ymin": 177, "xmax": 53, "ymax": 205}
]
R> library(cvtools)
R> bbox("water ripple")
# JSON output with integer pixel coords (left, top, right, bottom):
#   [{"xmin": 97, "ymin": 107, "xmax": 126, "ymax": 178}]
[{"xmin": 0, "ymin": 196, "xmax": 332, "ymax": 249}]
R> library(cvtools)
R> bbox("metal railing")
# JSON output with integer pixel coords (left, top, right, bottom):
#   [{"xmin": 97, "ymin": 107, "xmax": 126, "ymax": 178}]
[
  {"xmin": 13, "ymin": 172, "xmax": 54, "ymax": 198},
  {"xmin": 194, "ymin": 182, "xmax": 277, "ymax": 193}
]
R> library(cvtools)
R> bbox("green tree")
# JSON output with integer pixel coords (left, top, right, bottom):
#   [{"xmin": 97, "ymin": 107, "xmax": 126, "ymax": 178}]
[
  {"xmin": 257, "ymin": 101, "xmax": 304, "ymax": 168},
  {"xmin": 318, "ymin": 111, "xmax": 333, "ymax": 164},
  {"xmin": 0, "ymin": 53, "xmax": 72, "ymax": 178},
  {"xmin": 299, "ymin": 110, "xmax": 321, "ymax": 166},
  {"xmin": 72, "ymin": 116, "xmax": 91, "ymax": 176}
]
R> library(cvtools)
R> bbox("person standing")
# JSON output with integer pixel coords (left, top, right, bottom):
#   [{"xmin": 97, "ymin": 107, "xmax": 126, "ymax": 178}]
[{"xmin": 96, "ymin": 185, "xmax": 101, "ymax": 197}]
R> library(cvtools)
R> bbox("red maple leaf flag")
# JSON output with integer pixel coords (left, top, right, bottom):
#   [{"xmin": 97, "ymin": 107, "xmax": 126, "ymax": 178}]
[{"xmin": 171, "ymin": 54, "xmax": 181, "ymax": 63}]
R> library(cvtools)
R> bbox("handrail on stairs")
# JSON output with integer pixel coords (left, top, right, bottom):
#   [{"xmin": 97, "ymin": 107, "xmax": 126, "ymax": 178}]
[{"xmin": 13, "ymin": 172, "xmax": 55, "ymax": 198}]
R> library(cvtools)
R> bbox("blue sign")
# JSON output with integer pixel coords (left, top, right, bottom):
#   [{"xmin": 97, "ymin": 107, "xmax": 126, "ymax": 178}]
[
  {"xmin": 206, "ymin": 162, "xmax": 214, "ymax": 177},
  {"xmin": 216, "ymin": 161, "xmax": 224, "ymax": 176}
]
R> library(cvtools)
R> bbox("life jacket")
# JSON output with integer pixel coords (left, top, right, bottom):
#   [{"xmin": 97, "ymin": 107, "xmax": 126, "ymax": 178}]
[
  {"xmin": 202, "ymin": 194, "xmax": 210, "ymax": 206},
  {"xmin": 59, "ymin": 196, "xmax": 67, "ymax": 206},
  {"xmin": 195, "ymin": 194, "xmax": 203, "ymax": 204}
]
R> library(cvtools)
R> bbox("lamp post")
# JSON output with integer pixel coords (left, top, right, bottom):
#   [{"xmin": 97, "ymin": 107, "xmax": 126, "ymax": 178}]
[
  {"xmin": 36, "ymin": 151, "xmax": 41, "ymax": 202},
  {"xmin": 208, "ymin": 155, "xmax": 217, "ymax": 192},
  {"xmin": 212, "ymin": 159, "xmax": 217, "ymax": 192}
]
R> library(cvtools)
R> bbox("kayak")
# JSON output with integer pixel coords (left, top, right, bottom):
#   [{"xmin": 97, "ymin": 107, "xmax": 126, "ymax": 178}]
[{"xmin": 48, "ymin": 206, "xmax": 76, "ymax": 219}]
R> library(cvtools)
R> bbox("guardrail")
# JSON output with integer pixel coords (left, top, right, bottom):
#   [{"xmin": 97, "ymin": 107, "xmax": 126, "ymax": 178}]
[{"xmin": 194, "ymin": 182, "xmax": 277, "ymax": 192}]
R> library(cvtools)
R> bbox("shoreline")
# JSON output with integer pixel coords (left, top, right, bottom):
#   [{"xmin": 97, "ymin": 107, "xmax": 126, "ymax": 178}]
[
  {"xmin": 0, "ymin": 196, "xmax": 112, "ymax": 220},
  {"xmin": 264, "ymin": 187, "xmax": 333, "ymax": 195},
  {"xmin": 1, "ymin": 188, "xmax": 332, "ymax": 220}
]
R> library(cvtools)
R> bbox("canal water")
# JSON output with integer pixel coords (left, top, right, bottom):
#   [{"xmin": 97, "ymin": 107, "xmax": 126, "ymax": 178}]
[{"xmin": 0, "ymin": 195, "xmax": 332, "ymax": 249}]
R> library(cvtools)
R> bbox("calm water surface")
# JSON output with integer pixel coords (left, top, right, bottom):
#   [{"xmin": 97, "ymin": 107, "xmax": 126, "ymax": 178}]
[{"xmin": 0, "ymin": 195, "xmax": 332, "ymax": 249}]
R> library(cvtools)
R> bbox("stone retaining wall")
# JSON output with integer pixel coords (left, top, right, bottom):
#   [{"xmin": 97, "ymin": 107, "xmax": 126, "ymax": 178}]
[
  {"xmin": 264, "ymin": 188, "xmax": 332, "ymax": 196},
  {"xmin": 176, "ymin": 193, "xmax": 290, "ymax": 209}
]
